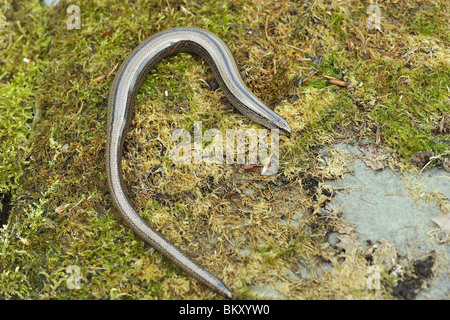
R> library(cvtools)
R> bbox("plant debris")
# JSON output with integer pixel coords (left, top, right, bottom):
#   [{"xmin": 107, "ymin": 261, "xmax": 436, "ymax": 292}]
[
  {"xmin": 431, "ymin": 211, "xmax": 450, "ymax": 234},
  {"xmin": 411, "ymin": 150, "xmax": 434, "ymax": 168},
  {"xmin": 357, "ymin": 145, "xmax": 386, "ymax": 171},
  {"xmin": 393, "ymin": 252, "xmax": 437, "ymax": 300}
]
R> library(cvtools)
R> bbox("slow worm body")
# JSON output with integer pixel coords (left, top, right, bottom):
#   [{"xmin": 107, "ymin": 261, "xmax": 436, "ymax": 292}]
[{"xmin": 106, "ymin": 27, "xmax": 291, "ymax": 299}]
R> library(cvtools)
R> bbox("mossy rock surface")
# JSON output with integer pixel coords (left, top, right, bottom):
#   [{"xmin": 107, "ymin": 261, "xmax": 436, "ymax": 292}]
[{"xmin": 0, "ymin": 0, "xmax": 448, "ymax": 299}]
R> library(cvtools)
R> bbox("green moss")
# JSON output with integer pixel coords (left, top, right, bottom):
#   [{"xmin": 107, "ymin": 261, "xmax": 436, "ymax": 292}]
[
  {"xmin": 411, "ymin": 6, "xmax": 444, "ymax": 37},
  {"xmin": 0, "ymin": 2, "xmax": 52, "ymax": 194}
]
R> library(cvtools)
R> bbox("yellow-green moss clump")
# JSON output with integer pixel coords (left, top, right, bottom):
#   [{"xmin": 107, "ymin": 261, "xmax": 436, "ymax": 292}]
[{"xmin": 0, "ymin": 0, "xmax": 448, "ymax": 299}]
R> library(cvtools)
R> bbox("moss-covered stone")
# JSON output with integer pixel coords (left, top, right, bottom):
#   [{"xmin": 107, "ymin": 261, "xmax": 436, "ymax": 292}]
[{"xmin": 0, "ymin": 0, "xmax": 448, "ymax": 299}]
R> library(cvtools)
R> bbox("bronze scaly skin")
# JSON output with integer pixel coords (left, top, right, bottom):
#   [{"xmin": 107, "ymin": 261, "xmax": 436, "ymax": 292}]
[{"xmin": 106, "ymin": 27, "xmax": 291, "ymax": 298}]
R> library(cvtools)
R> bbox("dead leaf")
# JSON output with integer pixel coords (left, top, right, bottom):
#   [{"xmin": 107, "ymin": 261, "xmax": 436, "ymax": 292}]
[
  {"xmin": 357, "ymin": 145, "xmax": 386, "ymax": 171},
  {"xmin": 431, "ymin": 115, "xmax": 449, "ymax": 134},
  {"xmin": 431, "ymin": 211, "xmax": 450, "ymax": 234},
  {"xmin": 322, "ymin": 75, "xmax": 348, "ymax": 87},
  {"xmin": 439, "ymin": 116, "xmax": 445, "ymax": 133},
  {"xmin": 180, "ymin": 5, "xmax": 194, "ymax": 16},
  {"xmin": 101, "ymin": 27, "xmax": 113, "ymax": 38},
  {"xmin": 375, "ymin": 126, "xmax": 381, "ymax": 148},
  {"xmin": 89, "ymin": 74, "xmax": 106, "ymax": 85},
  {"xmin": 411, "ymin": 150, "xmax": 433, "ymax": 168},
  {"xmin": 328, "ymin": 78, "xmax": 348, "ymax": 87},
  {"xmin": 55, "ymin": 203, "xmax": 70, "ymax": 214},
  {"xmin": 242, "ymin": 164, "xmax": 261, "ymax": 172},
  {"xmin": 443, "ymin": 158, "xmax": 450, "ymax": 172},
  {"xmin": 319, "ymin": 202, "xmax": 336, "ymax": 217},
  {"xmin": 335, "ymin": 233, "xmax": 360, "ymax": 256},
  {"xmin": 106, "ymin": 63, "xmax": 119, "ymax": 78}
]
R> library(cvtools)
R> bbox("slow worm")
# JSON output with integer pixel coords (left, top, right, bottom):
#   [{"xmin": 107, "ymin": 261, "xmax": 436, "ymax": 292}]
[{"xmin": 106, "ymin": 27, "xmax": 291, "ymax": 299}]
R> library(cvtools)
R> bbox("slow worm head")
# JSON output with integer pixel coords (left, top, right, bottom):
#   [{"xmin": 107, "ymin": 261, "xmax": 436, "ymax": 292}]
[{"xmin": 106, "ymin": 27, "xmax": 291, "ymax": 299}]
